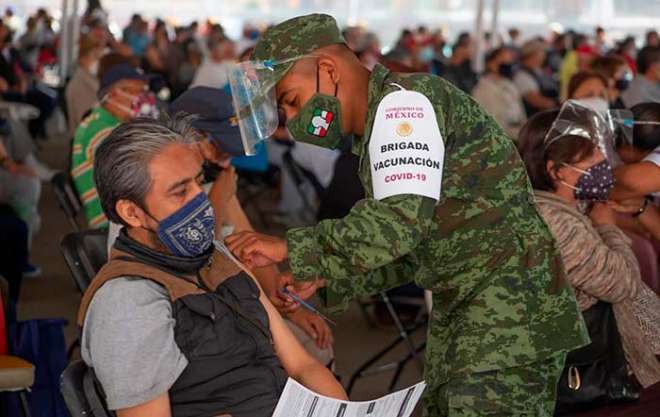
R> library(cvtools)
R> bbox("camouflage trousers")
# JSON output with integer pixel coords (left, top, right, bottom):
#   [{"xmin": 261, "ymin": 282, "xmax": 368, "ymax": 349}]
[{"xmin": 424, "ymin": 352, "xmax": 567, "ymax": 417}]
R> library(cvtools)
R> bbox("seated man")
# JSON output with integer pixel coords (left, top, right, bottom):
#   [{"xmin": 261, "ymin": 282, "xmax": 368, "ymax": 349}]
[
  {"xmin": 79, "ymin": 115, "xmax": 345, "ymax": 417},
  {"xmin": 71, "ymin": 61, "xmax": 158, "ymax": 228},
  {"xmin": 168, "ymin": 86, "xmax": 335, "ymax": 363}
]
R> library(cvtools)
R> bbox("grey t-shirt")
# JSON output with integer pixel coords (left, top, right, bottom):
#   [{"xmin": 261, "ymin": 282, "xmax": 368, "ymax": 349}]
[
  {"xmin": 621, "ymin": 76, "xmax": 660, "ymax": 108},
  {"xmin": 81, "ymin": 277, "xmax": 189, "ymax": 410}
]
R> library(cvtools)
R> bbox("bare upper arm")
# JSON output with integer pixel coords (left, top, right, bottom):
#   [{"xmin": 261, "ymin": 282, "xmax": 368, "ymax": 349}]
[
  {"xmin": 255, "ymin": 279, "xmax": 317, "ymax": 375},
  {"xmin": 612, "ymin": 162, "xmax": 660, "ymax": 200},
  {"xmin": 117, "ymin": 392, "xmax": 171, "ymax": 417}
]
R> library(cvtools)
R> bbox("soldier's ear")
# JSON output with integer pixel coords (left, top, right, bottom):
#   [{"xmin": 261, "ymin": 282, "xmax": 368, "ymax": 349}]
[{"xmin": 317, "ymin": 55, "xmax": 340, "ymax": 84}]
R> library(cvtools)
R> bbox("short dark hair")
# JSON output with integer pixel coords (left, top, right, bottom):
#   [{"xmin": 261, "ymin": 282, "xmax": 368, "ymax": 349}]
[
  {"xmin": 567, "ymin": 71, "xmax": 608, "ymax": 99},
  {"xmin": 631, "ymin": 102, "xmax": 660, "ymax": 151},
  {"xmin": 518, "ymin": 110, "xmax": 597, "ymax": 191},
  {"xmin": 637, "ymin": 46, "xmax": 660, "ymax": 75},
  {"xmin": 485, "ymin": 47, "xmax": 508, "ymax": 65},
  {"xmin": 94, "ymin": 114, "xmax": 201, "ymax": 226}
]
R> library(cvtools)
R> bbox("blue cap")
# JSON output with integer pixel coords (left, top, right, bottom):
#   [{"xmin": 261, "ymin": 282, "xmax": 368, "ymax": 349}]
[
  {"xmin": 169, "ymin": 86, "xmax": 244, "ymax": 156},
  {"xmin": 97, "ymin": 63, "xmax": 151, "ymax": 99}
]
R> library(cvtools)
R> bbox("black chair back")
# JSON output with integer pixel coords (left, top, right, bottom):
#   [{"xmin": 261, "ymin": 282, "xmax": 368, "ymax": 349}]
[
  {"xmin": 60, "ymin": 229, "xmax": 108, "ymax": 293},
  {"xmin": 51, "ymin": 172, "xmax": 82, "ymax": 232},
  {"xmin": 61, "ymin": 360, "xmax": 114, "ymax": 417}
]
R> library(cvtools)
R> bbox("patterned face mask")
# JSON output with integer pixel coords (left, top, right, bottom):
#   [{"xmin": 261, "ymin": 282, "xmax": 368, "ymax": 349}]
[
  {"xmin": 286, "ymin": 64, "xmax": 343, "ymax": 150},
  {"xmin": 148, "ymin": 192, "xmax": 216, "ymax": 258},
  {"xmin": 562, "ymin": 160, "xmax": 615, "ymax": 202}
]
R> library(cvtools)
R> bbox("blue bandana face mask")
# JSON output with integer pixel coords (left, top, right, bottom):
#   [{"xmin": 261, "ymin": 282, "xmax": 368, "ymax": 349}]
[{"xmin": 146, "ymin": 192, "xmax": 216, "ymax": 258}]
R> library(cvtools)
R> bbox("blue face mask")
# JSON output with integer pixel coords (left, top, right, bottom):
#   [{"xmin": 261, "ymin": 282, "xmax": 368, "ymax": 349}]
[{"xmin": 148, "ymin": 192, "xmax": 216, "ymax": 258}]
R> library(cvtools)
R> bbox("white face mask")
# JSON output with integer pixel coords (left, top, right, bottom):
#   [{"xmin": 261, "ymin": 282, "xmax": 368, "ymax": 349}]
[{"xmin": 573, "ymin": 96, "xmax": 609, "ymax": 113}]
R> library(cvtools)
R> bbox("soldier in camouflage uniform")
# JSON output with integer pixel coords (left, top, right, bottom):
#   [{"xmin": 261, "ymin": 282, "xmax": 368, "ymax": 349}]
[{"xmin": 226, "ymin": 14, "xmax": 590, "ymax": 416}]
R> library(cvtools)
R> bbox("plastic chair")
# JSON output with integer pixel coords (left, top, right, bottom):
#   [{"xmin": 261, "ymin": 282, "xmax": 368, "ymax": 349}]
[
  {"xmin": 60, "ymin": 360, "xmax": 114, "ymax": 417},
  {"xmin": 60, "ymin": 229, "xmax": 109, "ymax": 294},
  {"xmin": 0, "ymin": 356, "xmax": 35, "ymax": 417},
  {"xmin": 51, "ymin": 172, "xmax": 82, "ymax": 232}
]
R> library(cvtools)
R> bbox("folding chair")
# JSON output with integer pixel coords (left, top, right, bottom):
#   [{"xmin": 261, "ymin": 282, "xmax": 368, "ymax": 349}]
[
  {"xmin": 59, "ymin": 229, "xmax": 108, "ymax": 358},
  {"xmin": 346, "ymin": 289, "xmax": 428, "ymax": 395},
  {"xmin": 61, "ymin": 360, "xmax": 114, "ymax": 417},
  {"xmin": 60, "ymin": 229, "xmax": 109, "ymax": 294},
  {"xmin": 51, "ymin": 171, "xmax": 82, "ymax": 232}
]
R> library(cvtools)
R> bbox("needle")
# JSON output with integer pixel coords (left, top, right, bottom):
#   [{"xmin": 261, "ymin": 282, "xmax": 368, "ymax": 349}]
[
  {"xmin": 214, "ymin": 240, "xmax": 336, "ymax": 326},
  {"xmin": 281, "ymin": 287, "xmax": 336, "ymax": 326}
]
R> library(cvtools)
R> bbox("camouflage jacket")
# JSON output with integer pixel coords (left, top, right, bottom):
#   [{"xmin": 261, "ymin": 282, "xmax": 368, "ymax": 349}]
[{"xmin": 287, "ymin": 64, "xmax": 589, "ymax": 386}]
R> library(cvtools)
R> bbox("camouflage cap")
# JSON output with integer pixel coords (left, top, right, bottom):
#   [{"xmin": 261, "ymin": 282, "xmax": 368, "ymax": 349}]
[{"xmin": 252, "ymin": 13, "xmax": 346, "ymax": 93}]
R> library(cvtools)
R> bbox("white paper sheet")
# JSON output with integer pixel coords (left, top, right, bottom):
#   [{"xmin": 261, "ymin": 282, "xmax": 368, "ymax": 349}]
[{"xmin": 272, "ymin": 378, "xmax": 426, "ymax": 417}]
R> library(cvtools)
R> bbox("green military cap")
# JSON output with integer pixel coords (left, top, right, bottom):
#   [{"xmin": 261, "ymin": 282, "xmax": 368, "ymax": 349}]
[{"xmin": 252, "ymin": 13, "xmax": 346, "ymax": 93}]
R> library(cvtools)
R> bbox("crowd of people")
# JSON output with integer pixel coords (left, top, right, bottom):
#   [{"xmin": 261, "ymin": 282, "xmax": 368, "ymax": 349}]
[{"xmin": 0, "ymin": 4, "xmax": 659, "ymax": 417}]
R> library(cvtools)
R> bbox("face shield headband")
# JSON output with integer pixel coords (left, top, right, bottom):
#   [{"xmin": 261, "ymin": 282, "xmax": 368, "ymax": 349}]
[{"xmin": 543, "ymin": 99, "xmax": 618, "ymax": 165}]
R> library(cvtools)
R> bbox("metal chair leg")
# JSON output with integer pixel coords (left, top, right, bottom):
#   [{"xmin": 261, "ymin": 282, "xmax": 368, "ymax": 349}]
[{"xmin": 19, "ymin": 390, "xmax": 31, "ymax": 417}]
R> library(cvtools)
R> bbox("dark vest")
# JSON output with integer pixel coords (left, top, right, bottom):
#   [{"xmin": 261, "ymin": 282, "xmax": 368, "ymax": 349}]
[{"xmin": 78, "ymin": 248, "xmax": 288, "ymax": 417}]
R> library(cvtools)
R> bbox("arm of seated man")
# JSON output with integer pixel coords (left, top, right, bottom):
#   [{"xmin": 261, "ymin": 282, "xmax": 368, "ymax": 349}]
[
  {"xmin": 117, "ymin": 392, "xmax": 171, "ymax": 417},
  {"xmin": 254, "ymin": 276, "xmax": 347, "ymax": 400},
  {"xmin": 81, "ymin": 278, "xmax": 188, "ymax": 416}
]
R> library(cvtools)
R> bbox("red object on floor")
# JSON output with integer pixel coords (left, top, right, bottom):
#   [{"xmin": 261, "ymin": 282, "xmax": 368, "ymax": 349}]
[{"xmin": 568, "ymin": 382, "xmax": 660, "ymax": 417}]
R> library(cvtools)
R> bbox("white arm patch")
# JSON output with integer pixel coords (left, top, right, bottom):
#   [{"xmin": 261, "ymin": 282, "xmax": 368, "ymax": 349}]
[{"xmin": 368, "ymin": 90, "xmax": 445, "ymax": 201}]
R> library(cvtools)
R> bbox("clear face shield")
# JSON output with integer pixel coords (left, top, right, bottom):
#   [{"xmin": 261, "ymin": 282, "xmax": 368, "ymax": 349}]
[
  {"xmin": 228, "ymin": 56, "xmax": 318, "ymax": 155},
  {"xmin": 544, "ymin": 98, "xmax": 620, "ymax": 166},
  {"xmin": 227, "ymin": 61, "xmax": 280, "ymax": 156}
]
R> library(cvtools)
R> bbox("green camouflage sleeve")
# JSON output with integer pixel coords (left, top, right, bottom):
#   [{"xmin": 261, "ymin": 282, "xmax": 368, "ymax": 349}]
[{"xmin": 286, "ymin": 193, "xmax": 435, "ymax": 303}]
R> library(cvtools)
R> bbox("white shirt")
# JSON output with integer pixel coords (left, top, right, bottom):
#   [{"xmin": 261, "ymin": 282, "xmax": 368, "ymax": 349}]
[
  {"xmin": 473, "ymin": 74, "xmax": 526, "ymax": 139},
  {"xmin": 190, "ymin": 59, "xmax": 232, "ymax": 89},
  {"xmin": 513, "ymin": 70, "xmax": 539, "ymax": 96}
]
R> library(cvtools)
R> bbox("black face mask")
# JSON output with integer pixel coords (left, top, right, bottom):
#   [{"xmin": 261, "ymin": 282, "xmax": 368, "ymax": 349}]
[
  {"xmin": 498, "ymin": 62, "xmax": 517, "ymax": 79},
  {"xmin": 615, "ymin": 78, "xmax": 631, "ymax": 91}
]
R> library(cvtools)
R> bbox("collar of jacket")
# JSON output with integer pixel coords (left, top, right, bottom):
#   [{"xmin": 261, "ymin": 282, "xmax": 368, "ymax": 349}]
[{"xmin": 114, "ymin": 228, "xmax": 213, "ymax": 274}]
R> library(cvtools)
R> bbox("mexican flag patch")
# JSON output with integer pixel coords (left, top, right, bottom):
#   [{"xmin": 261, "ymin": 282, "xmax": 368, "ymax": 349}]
[{"xmin": 307, "ymin": 108, "xmax": 334, "ymax": 137}]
